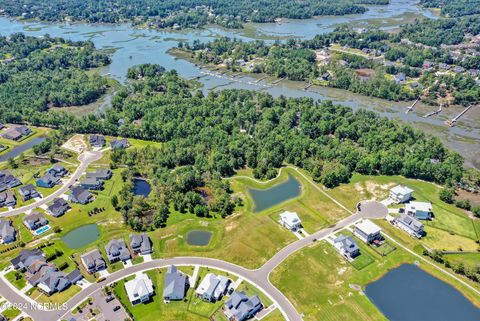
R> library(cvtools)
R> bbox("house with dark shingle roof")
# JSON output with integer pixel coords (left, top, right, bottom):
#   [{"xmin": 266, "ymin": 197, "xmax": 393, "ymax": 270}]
[
  {"xmin": 80, "ymin": 177, "xmax": 104, "ymax": 190},
  {"xmin": 0, "ymin": 170, "xmax": 21, "ymax": 192},
  {"xmin": 0, "ymin": 219, "xmax": 16, "ymax": 244},
  {"xmin": 224, "ymin": 291, "xmax": 263, "ymax": 321},
  {"xmin": 81, "ymin": 249, "xmax": 106, "ymax": 274},
  {"xmin": 37, "ymin": 271, "xmax": 71, "ymax": 295},
  {"xmin": 1, "ymin": 125, "xmax": 31, "ymax": 141},
  {"xmin": 86, "ymin": 169, "xmax": 112, "ymax": 181},
  {"xmin": 23, "ymin": 212, "xmax": 48, "ymax": 231},
  {"xmin": 89, "ymin": 135, "xmax": 106, "ymax": 148},
  {"xmin": 18, "ymin": 184, "xmax": 40, "ymax": 201},
  {"xmin": 47, "ymin": 164, "xmax": 68, "ymax": 178},
  {"xmin": 396, "ymin": 213, "xmax": 424, "ymax": 239},
  {"xmin": 69, "ymin": 186, "xmax": 94, "ymax": 204},
  {"xmin": 105, "ymin": 239, "xmax": 131, "ymax": 263},
  {"xmin": 110, "ymin": 138, "xmax": 129, "ymax": 150},
  {"xmin": 130, "ymin": 233, "xmax": 152, "ymax": 255},
  {"xmin": 0, "ymin": 190, "xmax": 16, "ymax": 208},
  {"xmin": 164, "ymin": 265, "xmax": 189, "ymax": 301},
  {"xmin": 36, "ymin": 173, "xmax": 60, "ymax": 188},
  {"xmin": 11, "ymin": 249, "xmax": 44, "ymax": 271},
  {"xmin": 47, "ymin": 198, "xmax": 70, "ymax": 217}
]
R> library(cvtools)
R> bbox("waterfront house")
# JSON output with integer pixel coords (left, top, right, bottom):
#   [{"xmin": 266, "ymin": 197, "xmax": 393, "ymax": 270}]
[
  {"xmin": 224, "ymin": 291, "xmax": 263, "ymax": 321},
  {"xmin": 86, "ymin": 169, "xmax": 112, "ymax": 181},
  {"xmin": 129, "ymin": 233, "xmax": 152, "ymax": 255},
  {"xmin": 69, "ymin": 186, "xmax": 94, "ymax": 204},
  {"xmin": 396, "ymin": 213, "xmax": 424, "ymax": 238},
  {"xmin": 333, "ymin": 234, "xmax": 360, "ymax": 259},
  {"xmin": 389, "ymin": 185, "xmax": 414, "ymax": 203},
  {"xmin": 80, "ymin": 177, "xmax": 104, "ymax": 190},
  {"xmin": 405, "ymin": 201, "xmax": 432, "ymax": 220},
  {"xmin": 36, "ymin": 173, "xmax": 61, "ymax": 188},
  {"xmin": 110, "ymin": 138, "xmax": 129, "ymax": 150},
  {"xmin": 47, "ymin": 198, "xmax": 70, "ymax": 217},
  {"xmin": 11, "ymin": 249, "xmax": 44, "ymax": 271},
  {"xmin": 125, "ymin": 273, "xmax": 154, "ymax": 305},
  {"xmin": 196, "ymin": 273, "xmax": 231, "ymax": 302},
  {"xmin": 105, "ymin": 239, "xmax": 131, "ymax": 263},
  {"xmin": 47, "ymin": 164, "xmax": 68, "ymax": 178},
  {"xmin": 80, "ymin": 249, "xmax": 106, "ymax": 274},
  {"xmin": 89, "ymin": 135, "xmax": 106, "ymax": 148},
  {"xmin": 0, "ymin": 219, "xmax": 16, "ymax": 244},
  {"xmin": 353, "ymin": 220, "xmax": 382, "ymax": 244},
  {"xmin": 23, "ymin": 212, "xmax": 48, "ymax": 231},
  {"xmin": 279, "ymin": 211, "xmax": 302, "ymax": 232},
  {"xmin": 18, "ymin": 184, "xmax": 40, "ymax": 201},
  {"xmin": 0, "ymin": 190, "xmax": 16, "ymax": 207},
  {"xmin": 164, "ymin": 265, "xmax": 189, "ymax": 301}
]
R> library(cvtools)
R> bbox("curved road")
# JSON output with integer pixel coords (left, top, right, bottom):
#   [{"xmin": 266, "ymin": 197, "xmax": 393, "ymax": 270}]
[{"xmin": 0, "ymin": 151, "xmax": 102, "ymax": 218}]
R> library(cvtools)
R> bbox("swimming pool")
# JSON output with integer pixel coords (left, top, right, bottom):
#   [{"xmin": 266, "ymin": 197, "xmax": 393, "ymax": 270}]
[{"xmin": 34, "ymin": 225, "xmax": 51, "ymax": 235}]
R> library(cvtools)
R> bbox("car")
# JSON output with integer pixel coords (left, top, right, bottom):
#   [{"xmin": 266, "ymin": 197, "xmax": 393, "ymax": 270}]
[
  {"xmin": 113, "ymin": 305, "xmax": 121, "ymax": 312},
  {"xmin": 105, "ymin": 294, "xmax": 114, "ymax": 303}
]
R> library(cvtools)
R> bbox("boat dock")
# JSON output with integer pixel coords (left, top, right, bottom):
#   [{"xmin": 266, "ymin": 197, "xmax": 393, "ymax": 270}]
[
  {"xmin": 423, "ymin": 105, "xmax": 442, "ymax": 118},
  {"xmin": 303, "ymin": 83, "xmax": 313, "ymax": 91},
  {"xmin": 254, "ymin": 76, "xmax": 268, "ymax": 83},
  {"xmin": 446, "ymin": 105, "xmax": 474, "ymax": 127},
  {"xmin": 405, "ymin": 98, "xmax": 419, "ymax": 114},
  {"xmin": 272, "ymin": 77, "xmax": 286, "ymax": 85}
]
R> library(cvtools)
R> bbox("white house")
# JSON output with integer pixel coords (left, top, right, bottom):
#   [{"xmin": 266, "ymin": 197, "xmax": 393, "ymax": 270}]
[
  {"xmin": 396, "ymin": 214, "xmax": 424, "ymax": 238},
  {"xmin": 353, "ymin": 220, "xmax": 382, "ymax": 244},
  {"xmin": 405, "ymin": 201, "xmax": 432, "ymax": 220},
  {"xmin": 389, "ymin": 185, "xmax": 414, "ymax": 203},
  {"xmin": 195, "ymin": 273, "xmax": 231, "ymax": 302},
  {"xmin": 279, "ymin": 211, "xmax": 302, "ymax": 232},
  {"xmin": 124, "ymin": 273, "xmax": 154, "ymax": 305}
]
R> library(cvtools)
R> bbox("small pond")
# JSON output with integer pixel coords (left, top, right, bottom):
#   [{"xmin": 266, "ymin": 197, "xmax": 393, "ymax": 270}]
[
  {"xmin": 61, "ymin": 224, "xmax": 100, "ymax": 249},
  {"xmin": 248, "ymin": 174, "xmax": 301, "ymax": 213},
  {"xmin": 133, "ymin": 178, "xmax": 151, "ymax": 197},
  {"xmin": 186, "ymin": 230, "xmax": 212, "ymax": 246},
  {"xmin": 0, "ymin": 137, "xmax": 46, "ymax": 162},
  {"xmin": 365, "ymin": 264, "xmax": 480, "ymax": 321}
]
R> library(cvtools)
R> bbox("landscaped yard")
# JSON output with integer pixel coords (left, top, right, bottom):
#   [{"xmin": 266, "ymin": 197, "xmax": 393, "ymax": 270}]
[
  {"xmin": 4, "ymin": 270, "xmax": 26, "ymax": 289},
  {"xmin": 28, "ymin": 285, "xmax": 81, "ymax": 305}
]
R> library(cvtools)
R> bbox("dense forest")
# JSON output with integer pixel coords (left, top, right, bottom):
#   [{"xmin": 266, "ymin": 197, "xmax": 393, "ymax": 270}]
[
  {"xmin": 420, "ymin": 0, "xmax": 480, "ymax": 17},
  {"xmin": 0, "ymin": 0, "xmax": 388, "ymax": 29},
  {"xmin": 0, "ymin": 33, "xmax": 110, "ymax": 116}
]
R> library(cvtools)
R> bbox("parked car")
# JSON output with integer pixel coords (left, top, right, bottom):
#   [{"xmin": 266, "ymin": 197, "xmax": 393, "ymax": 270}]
[
  {"xmin": 113, "ymin": 306, "xmax": 121, "ymax": 312},
  {"xmin": 105, "ymin": 295, "xmax": 114, "ymax": 303}
]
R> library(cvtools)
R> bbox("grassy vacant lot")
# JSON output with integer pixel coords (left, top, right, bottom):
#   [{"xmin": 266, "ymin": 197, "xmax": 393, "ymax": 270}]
[
  {"xmin": 29, "ymin": 285, "xmax": 81, "ymax": 305},
  {"xmin": 4, "ymin": 270, "xmax": 26, "ymax": 289}
]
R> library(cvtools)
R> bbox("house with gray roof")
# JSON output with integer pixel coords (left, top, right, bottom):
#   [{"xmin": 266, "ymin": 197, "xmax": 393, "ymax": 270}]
[
  {"xmin": 11, "ymin": 249, "xmax": 45, "ymax": 271},
  {"xmin": 18, "ymin": 184, "xmax": 40, "ymax": 201},
  {"xmin": 0, "ymin": 170, "xmax": 21, "ymax": 192},
  {"xmin": 69, "ymin": 186, "xmax": 94, "ymax": 204},
  {"xmin": 89, "ymin": 135, "xmax": 106, "ymax": 148},
  {"xmin": 47, "ymin": 164, "xmax": 68, "ymax": 178},
  {"xmin": 396, "ymin": 213, "xmax": 424, "ymax": 239},
  {"xmin": 80, "ymin": 177, "xmax": 104, "ymax": 190},
  {"xmin": 47, "ymin": 198, "xmax": 70, "ymax": 217},
  {"xmin": 86, "ymin": 169, "xmax": 112, "ymax": 181},
  {"xmin": 36, "ymin": 173, "xmax": 61, "ymax": 188},
  {"xmin": 224, "ymin": 291, "xmax": 262, "ymax": 321},
  {"xmin": 130, "ymin": 233, "xmax": 152, "ymax": 255},
  {"xmin": 0, "ymin": 219, "xmax": 16, "ymax": 244},
  {"xmin": 196, "ymin": 273, "xmax": 231, "ymax": 302},
  {"xmin": 23, "ymin": 212, "xmax": 48, "ymax": 231},
  {"xmin": 0, "ymin": 190, "xmax": 16, "ymax": 208},
  {"xmin": 110, "ymin": 138, "xmax": 129, "ymax": 150},
  {"xmin": 164, "ymin": 265, "xmax": 189, "ymax": 301},
  {"xmin": 81, "ymin": 249, "xmax": 106, "ymax": 274},
  {"xmin": 333, "ymin": 234, "xmax": 360, "ymax": 259},
  {"xmin": 105, "ymin": 239, "xmax": 131, "ymax": 263},
  {"xmin": 37, "ymin": 271, "xmax": 71, "ymax": 295}
]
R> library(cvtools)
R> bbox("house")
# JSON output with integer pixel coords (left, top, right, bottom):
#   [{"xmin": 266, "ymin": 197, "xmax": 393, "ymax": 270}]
[
  {"xmin": 66, "ymin": 269, "xmax": 83, "ymax": 284},
  {"xmin": 89, "ymin": 135, "xmax": 106, "ymax": 148},
  {"xmin": 393, "ymin": 73, "xmax": 406, "ymax": 84},
  {"xmin": 333, "ymin": 234, "xmax": 360, "ymax": 259},
  {"xmin": 47, "ymin": 164, "xmax": 68, "ymax": 178},
  {"xmin": 124, "ymin": 273, "xmax": 154, "ymax": 305},
  {"xmin": 47, "ymin": 198, "xmax": 70, "ymax": 217},
  {"xmin": 164, "ymin": 265, "xmax": 189, "ymax": 301},
  {"xmin": 80, "ymin": 177, "xmax": 104, "ymax": 190},
  {"xmin": 130, "ymin": 233, "xmax": 152, "ymax": 255},
  {"xmin": 25, "ymin": 259, "xmax": 57, "ymax": 286},
  {"xmin": 0, "ymin": 190, "xmax": 16, "ymax": 207},
  {"xmin": 1, "ymin": 126, "xmax": 31, "ymax": 141},
  {"xmin": 389, "ymin": 185, "xmax": 414, "ymax": 203},
  {"xmin": 18, "ymin": 184, "xmax": 40, "ymax": 201},
  {"xmin": 81, "ymin": 249, "xmax": 106, "ymax": 274},
  {"xmin": 23, "ymin": 212, "xmax": 48, "ymax": 231},
  {"xmin": 0, "ymin": 219, "xmax": 16, "ymax": 244},
  {"xmin": 105, "ymin": 239, "xmax": 131, "ymax": 263},
  {"xmin": 438, "ymin": 63, "xmax": 451, "ymax": 70},
  {"xmin": 86, "ymin": 169, "xmax": 112, "ymax": 181},
  {"xmin": 0, "ymin": 170, "xmax": 21, "ymax": 192},
  {"xmin": 11, "ymin": 249, "xmax": 44, "ymax": 271},
  {"xmin": 353, "ymin": 220, "xmax": 382, "ymax": 244},
  {"xmin": 36, "ymin": 173, "xmax": 60, "ymax": 188},
  {"xmin": 224, "ymin": 291, "xmax": 263, "ymax": 321},
  {"xmin": 37, "ymin": 271, "xmax": 72, "ymax": 295},
  {"xmin": 196, "ymin": 273, "xmax": 231, "ymax": 302},
  {"xmin": 69, "ymin": 186, "xmax": 94, "ymax": 204},
  {"xmin": 110, "ymin": 138, "xmax": 129, "ymax": 150},
  {"xmin": 279, "ymin": 211, "xmax": 302, "ymax": 232},
  {"xmin": 453, "ymin": 66, "xmax": 465, "ymax": 73},
  {"xmin": 405, "ymin": 201, "xmax": 432, "ymax": 220},
  {"xmin": 396, "ymin": 213, "xmax": 424, "ymax": 238}
]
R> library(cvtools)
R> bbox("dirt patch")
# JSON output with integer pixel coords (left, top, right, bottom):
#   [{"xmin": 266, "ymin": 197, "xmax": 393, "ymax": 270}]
[
  {"xmin": 456, "ymin": 189, "xmax": 480, "ymax": 207},
  {"xmin": 62, "ymin": 134, "xmax": 87, "ymax": 153},
  {"xmin": 225, "ymin": 221, "xmax": 239, "ymax": 232}
]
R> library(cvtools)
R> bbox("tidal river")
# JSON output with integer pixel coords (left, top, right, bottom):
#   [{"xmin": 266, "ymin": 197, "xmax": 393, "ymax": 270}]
[{"xmin": 0, "ymin": 0, "xmax": 478, "ymax": 167}]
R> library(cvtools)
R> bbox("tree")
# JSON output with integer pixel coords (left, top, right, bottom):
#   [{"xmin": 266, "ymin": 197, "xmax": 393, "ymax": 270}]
[{"xmin": 439, "ymin": 187, "xmax": 455, "ymax": 204}]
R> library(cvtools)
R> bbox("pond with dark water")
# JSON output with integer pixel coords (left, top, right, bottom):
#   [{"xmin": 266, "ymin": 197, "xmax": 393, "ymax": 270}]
[{"xmin": 248, "ymin": 174, "xmax": 301, "ymax": 213}]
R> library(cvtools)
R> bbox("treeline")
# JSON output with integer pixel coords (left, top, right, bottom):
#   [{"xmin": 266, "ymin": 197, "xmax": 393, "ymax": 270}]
[
  {"xmin": 0, "ymin": 0, "xmax": 388, "ymax": 29},
  {"xmin": 420, "ymin": 0, "xmax": 480, "ymax": 17},
  {"xmin": 0, "ymin": 33, "xmax": 110, "ymax": 116}
]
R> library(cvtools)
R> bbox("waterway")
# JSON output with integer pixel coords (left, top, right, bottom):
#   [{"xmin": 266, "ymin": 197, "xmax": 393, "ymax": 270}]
[
  {"xmin": 248, "ymin": 175, "xmax": 302, "ymax": 213},
  {"xmin": 61, "ymin": 223, "xmax": 100, "ymax": 249},
  {"xmin": 0, "ymin": 137, "xmax": 46, "ymax": 162},
  {"xmin": 0, "ymin": 0, "xmax": 478, "ymax": 168},
  {"xmin": 365, "ymin": 264, "xmax": 480, "ymax": 321}
]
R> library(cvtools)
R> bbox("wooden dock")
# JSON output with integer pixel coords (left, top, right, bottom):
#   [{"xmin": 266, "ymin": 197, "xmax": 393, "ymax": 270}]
[
  {"xmin": 423, "ymin": 105, "xmax": 442, "ymax": 118},
  {"xmin": 303, "ymin": 83, "xmax": 313, "ymax": 91},
  {"xmin": 405, "ymin": 98, "xmax": 419, "ymax": 114},
  {"xmin": 254, "ymin": 76, "xmax": 268, "ymax": 83},
  {"xmin": 446, "ymin": 105, "xmax": 474, "ymax": 127},
  {"xmin": 272, "ymin": 77, "xmax": 286, "ymax": 85}
]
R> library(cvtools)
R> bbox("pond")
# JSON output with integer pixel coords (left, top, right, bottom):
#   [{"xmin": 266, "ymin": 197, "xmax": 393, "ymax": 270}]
[
  {"xmin": 365, "ymin": 264, "xmax": 480, "ymax": 321},
  {"xmin": 186, "ymin": 230, "xmax": 212, "ymax": 246},
  {"xmin": 61, "ymin": 224, "xmax": 100, "ymax": 249},
  {"xmin": 0, "ymin": 137, "xmax": 46, "ymax": 162},
  {"xmin": 248, "ymin": 174, "xmax": 301, "ymax": 213},
  {"xmin": 133, "ymin": 178, "xmax": 151, "ymax": 197}
]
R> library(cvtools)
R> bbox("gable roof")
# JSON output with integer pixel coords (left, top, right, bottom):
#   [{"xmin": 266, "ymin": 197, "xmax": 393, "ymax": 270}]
[{"xmin": 164, "ymin": 265, "xmax": 188, "ymax": 299}]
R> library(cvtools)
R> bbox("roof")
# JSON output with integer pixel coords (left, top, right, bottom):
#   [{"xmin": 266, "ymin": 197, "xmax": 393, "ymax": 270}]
[
  {"xmin": 125, "ymin": 273, "xmax": 154, "ymax": 302},
  {"xmin": 105, "ymin": 239, "xmax": 130, "ymax": 260},
  {"xmin": 406, "ymin": 201, "xmax": 432, "ymax": 212},
  {"xmin": 70, "ymin": 186, "xmax": 92, "ymax": 202},
  {"xmin": 164, "ymin": 265, "xmax": 188, "ymax": 299},
  {"xmin": 225, "ymin": 291, "xmax": 262, "ymax": 321},
  {"xmin": 333, "ymin": 234, "xmax": 359, "ymax": 254},
  {"xmin": 11, "ymin": 249, "xmax": 44, "ymax": 268},
  {"xmin": 19, "ymin": 184, "xmax": 38, "ymax": 195},
  {"xmin": 279, "ymin": 211, "xmax": 301, "ymax": 226},
  {"xmin": 23, "ymin": 212, "xmax": 47, "ymax": 227},
  {"xmin": 0, "ymin": 219, "xmax": 15, "ymax": 241},
  {"xmin": 81, "ymin": 177, "xmax": 103, "ymax": 186},
  {"xmin": 81, "ymin": 249, "xmax": 105, "ymax": 270},
  {"xmin": 47, "ymin": 198, "xmax": 70, "ymax": 216},
  {"xmin": 390, "ymin": 185, "xmax": 414, "ymax": 196},
  {"xmin": 399, "ymin": 213, "xmax": 424, "ymax": 233},
  {"xmin": 355, "ymin": 220, "xmax": 381, "ymax": 235},
  {"xmin": 196, "ymin": 273, "xmax": 220, "ymax": 297},
  {"xmin": 130, "ymin": 233, "xmax": 152, "ymax": 253}
]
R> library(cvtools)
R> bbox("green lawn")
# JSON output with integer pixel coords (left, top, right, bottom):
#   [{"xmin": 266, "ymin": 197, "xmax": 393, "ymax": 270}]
[
  {"xmin": 4, "ymin": 270, "xmax": 26, "ymax": 289},
  {"xmin": 29, "ymin": 285, "xmax": 81, "ymax": 305},
  {"xmin": 235, "ymin": 280, "xmax": 273, "ymax": 307},
  {"xmin": 1, "ymin": 306, "xmax": 21, "ymax": 320}
]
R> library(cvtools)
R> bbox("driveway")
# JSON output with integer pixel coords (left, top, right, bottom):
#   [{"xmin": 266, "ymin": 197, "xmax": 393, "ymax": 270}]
[{"xmin": 357, "ymin": 200, "xmax": 388, "ymax": 219}]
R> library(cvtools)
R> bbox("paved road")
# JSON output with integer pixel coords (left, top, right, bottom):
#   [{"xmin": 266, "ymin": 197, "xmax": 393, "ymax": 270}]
[{"xmin": 0, "ymin": 151, "xmax": 102, "ymax": 217}]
